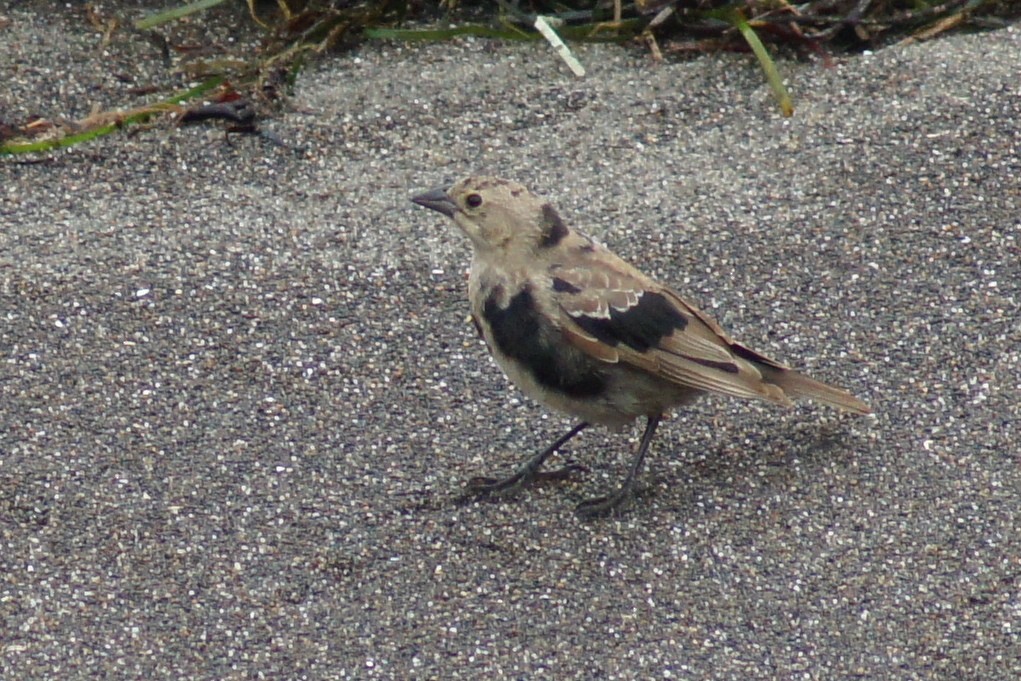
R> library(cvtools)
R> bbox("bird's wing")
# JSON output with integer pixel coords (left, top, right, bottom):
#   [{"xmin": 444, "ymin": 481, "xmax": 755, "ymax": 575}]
[
  {"xmin": 662, "ymin": 285, "xmax": 870, "ymax": 414},
  {"xmin": 549, "ymin": 251, "xmax": 792, "ymax": 405}
]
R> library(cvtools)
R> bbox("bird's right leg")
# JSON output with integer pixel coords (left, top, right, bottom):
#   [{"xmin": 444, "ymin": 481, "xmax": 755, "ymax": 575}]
[
  {"xmin": 575, "ymin": 414, "xmax": 661, "ymax": 519},
  {"xmin": 464, "ymin": 422, "xmax": 589, "ymax": 496}
]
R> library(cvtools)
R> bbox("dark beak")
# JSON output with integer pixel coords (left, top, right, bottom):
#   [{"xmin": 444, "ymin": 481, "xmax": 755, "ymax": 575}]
[{"xmin": 411, "ymin": 187, "xmax": 457, "ymax": 218}]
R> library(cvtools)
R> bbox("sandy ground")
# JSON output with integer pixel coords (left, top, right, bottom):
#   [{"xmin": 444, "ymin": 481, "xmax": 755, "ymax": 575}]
[{"xmin": 2, "ymin": 3, "xmax": 1020, "ymax": 678}]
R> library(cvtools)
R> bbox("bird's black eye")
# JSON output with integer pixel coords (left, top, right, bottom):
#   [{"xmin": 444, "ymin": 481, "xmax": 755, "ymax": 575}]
[{"xmin": 465, "ymin": 193, "xmax": 483, "ymax": 208}]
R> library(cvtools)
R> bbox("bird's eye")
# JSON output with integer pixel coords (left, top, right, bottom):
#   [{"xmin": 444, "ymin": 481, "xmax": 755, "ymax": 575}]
[{"xmin": 465, "ymin": 193, "xmax": 483, "ymax": 208}]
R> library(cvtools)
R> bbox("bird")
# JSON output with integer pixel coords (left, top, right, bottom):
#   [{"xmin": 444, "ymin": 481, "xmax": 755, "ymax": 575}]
[{"xmin": 411, "ymin": 176, "xmax": 870, "ymax": 518}]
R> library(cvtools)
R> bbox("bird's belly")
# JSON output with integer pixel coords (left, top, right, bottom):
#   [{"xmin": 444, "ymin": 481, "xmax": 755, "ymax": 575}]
[{"xmin": 491, "ymin": 347, "xmax": 701, "ymax": 430}]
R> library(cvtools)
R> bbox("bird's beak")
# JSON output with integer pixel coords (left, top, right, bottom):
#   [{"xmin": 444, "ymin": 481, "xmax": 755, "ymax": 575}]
[{"xmin": 411, "ymin": 187, "xmax": 457, "ymax": 218}]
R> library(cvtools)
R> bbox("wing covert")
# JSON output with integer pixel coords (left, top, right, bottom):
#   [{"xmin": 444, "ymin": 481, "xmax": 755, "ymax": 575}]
[{"xmin": 549, "ymin": 255, "xmax": 792, "ymax": 405}]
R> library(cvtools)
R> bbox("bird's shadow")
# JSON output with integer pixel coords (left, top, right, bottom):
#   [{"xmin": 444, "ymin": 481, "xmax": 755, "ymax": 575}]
[
  {"xmin": 642, "ymin": 415, "xmax": 866, "ymax": 517},
  {"xmin": 410, "ymin": 412, "xmax": 865, "ymax": 521}
]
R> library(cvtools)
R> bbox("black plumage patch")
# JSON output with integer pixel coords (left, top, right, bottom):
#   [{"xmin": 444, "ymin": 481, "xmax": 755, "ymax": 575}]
[
  {"xmin": 483, "ymin": 286, "xmax": 605, "ymax": 398},
  {"xmin": 687, "ymin": 357, "xmax": 739, "ymax": 373},
  {"xmin": 573, "ymin": 291, "xmax": 688, "ymax": 352},
  {"xmin": 552, "ymin": 277, "xmax": 582, "ymax": 294},
  {"xmin": 729, "ymin": 342, "xmax": 776, "ymax": 367},
  {"xmin": 538, "ymin": 204, "xmax": 569, "ymax": 248}
]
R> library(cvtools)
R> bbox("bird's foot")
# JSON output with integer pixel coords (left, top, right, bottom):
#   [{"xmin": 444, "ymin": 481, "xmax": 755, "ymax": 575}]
[
  {"xmin": 574, "ymin": 487, "xmax": 633, "ymax": 519},
  {"xmin": 462, "ymin": 462, "xmax": 587, "ymax": 499}
]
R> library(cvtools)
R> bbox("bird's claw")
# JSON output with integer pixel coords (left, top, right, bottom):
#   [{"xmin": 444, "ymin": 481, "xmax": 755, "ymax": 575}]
[
  {"xmin": 461, "ymin": 462, "xmax": 587, "ymax": 501},
  {"xmin": 574, "ymin": 490, "xmax": 632, "ymax": 519}
]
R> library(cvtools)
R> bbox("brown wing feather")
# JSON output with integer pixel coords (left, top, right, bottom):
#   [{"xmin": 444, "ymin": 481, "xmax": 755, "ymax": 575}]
[
  {"xmin": 551, "ymin": 254, "xmax": 791, "ymax": 405},
  {"xmin": 660, "ymin": 287, "xmax": 869, "ymax": 412},
  {"xmin": 551, "ymin": 248, "xmax": 868, "ymax": 412}
]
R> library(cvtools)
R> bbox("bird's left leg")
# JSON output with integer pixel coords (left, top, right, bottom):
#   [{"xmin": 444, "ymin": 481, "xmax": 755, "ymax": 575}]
[
  {"xmin": 465, "ymin": 422, "xmax": 589, "ymax": 496},
  {"xmin": 575, "ymin": 414, "xmax": 662, "ymax": 519}
]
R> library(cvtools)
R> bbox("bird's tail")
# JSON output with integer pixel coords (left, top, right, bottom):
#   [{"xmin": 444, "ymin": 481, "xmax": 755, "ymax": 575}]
[
  {"xmin": 729, "ymin": 341, "xmax": 871, "ymax": 415},
  {"xmin": 760, "ymin": 366, "xmax": 872, "ymax": 415}
]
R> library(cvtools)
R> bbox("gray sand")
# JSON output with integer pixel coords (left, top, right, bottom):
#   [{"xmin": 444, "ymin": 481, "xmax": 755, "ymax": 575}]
[{"xmin": 2, "ymin": 4, "xmax": 1019, "ymax": 679}]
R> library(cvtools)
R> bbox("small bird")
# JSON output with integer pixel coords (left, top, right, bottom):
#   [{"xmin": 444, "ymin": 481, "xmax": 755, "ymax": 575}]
[{"xmin": 411, "ymin": 177, "xmax": 870, "ymax": 517}]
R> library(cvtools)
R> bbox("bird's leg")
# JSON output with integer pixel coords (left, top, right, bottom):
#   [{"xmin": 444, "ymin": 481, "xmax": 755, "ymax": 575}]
[
  {"xmin": 465, "ymin": 422, "xmax": 589, "ymax": 495},
  {"xmin": 575, "ymin": 414, "xmax": 662, "ymax": 519}
]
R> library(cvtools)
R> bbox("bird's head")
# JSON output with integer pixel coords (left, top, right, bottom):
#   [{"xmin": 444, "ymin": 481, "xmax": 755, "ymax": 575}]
[{"xmin": 412, "ymin": 177, "xmax": 569, "ymax": 258}]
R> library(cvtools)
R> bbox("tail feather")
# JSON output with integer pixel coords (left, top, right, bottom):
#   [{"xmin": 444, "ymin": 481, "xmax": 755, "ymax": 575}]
[
  {"xmin": 760, "ymin": 365, "xmax": 871, "ymax": 415},
  {"xmin": 727, "ymin": 340, "xmax": 870, "ymax": 415}
]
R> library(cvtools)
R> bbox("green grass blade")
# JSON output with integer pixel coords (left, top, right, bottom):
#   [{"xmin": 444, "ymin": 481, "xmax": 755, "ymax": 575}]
[
  {"xmin": 731, "ymin": 12, "xmax": 793, "ymax": 116},
  {"xmin": 0, "ymin": 77, "xmax": 225, "ymax": 156},
  {"xmin": 364, "ymin": 25, "xmax": 539, "ymax": 41},
  {"xmin": 365, "ymin": 18, "xmax": 644, "ymax": 43},
  {"xmin": 135, "ymin": 0, "xmax": 228, "ymax": 30}
]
